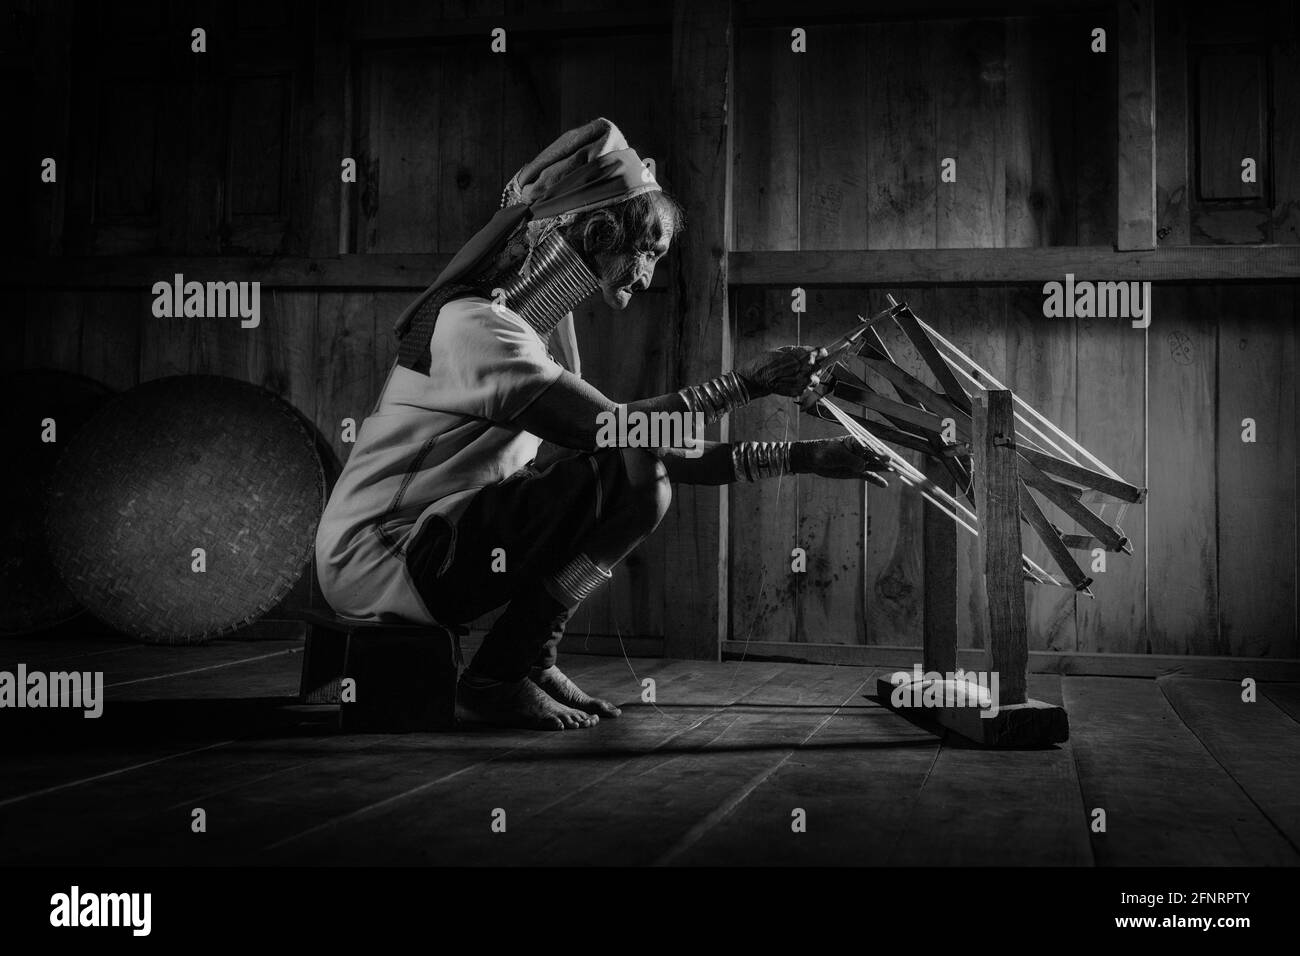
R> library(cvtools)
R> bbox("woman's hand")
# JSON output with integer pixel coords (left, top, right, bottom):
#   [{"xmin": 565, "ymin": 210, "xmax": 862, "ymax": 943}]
[
  {"xmin": 793, "ymin": 436, "xmax": 893, "ymax": 486},
  {"xmin": 737, "ymin": 346, "xmax": 828, "ymax": 398}
]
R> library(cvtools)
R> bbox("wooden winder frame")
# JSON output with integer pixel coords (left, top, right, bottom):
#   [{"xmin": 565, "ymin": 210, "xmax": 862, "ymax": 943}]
[{"xmin": 812, "ymin": 296, "xmax": 1145, "ymax": 746}]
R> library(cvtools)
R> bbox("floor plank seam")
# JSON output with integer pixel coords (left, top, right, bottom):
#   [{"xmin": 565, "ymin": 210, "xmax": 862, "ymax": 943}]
[
  {"xmin": 652, "ymin": 670, "xmax": 878, "ymax": 866},
  {"xmin": 1061, "ymin": 732, "xmax": 1099, "ymax": 868},
  {"xmin": 1155, "ymin": 679, "xmax": 1300, "ymax": 860},
  {"xmin": 1057, "ymin": 678, "xmax": 1100, "ymax": 868},
  {"xmin": 262, "ymin": 758, "xmax": 499, "ymax": 853},
  {"xmin": 528, "ymin": 709, "xmax": 749, "ymax": 819},
  {"xmin": 1260, "ymin": 686, "xmax": 1300, "ymax": 729},
  {"xmin": 105, "ymin": 646, "xmax": 303, "ymax": 689},
  {"xmin": 162, "ymin": 762, "xmax": 319, "ymax": 812},
  {"xmin": 0, "ymin": 740, "xmax": 239, "ymax": 810}
]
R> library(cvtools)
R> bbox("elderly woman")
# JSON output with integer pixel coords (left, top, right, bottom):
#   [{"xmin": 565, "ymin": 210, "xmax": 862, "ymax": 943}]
[{"xmin": 316, "ymin": 119, "xmax": 889, "ymax": 731}]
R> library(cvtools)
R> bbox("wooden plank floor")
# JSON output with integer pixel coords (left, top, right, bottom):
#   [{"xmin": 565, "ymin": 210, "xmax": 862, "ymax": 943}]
[
  {"xmin": 1064, "ymin": 676, "xmax": 1299, "ymax": 865},
  {"xmin": 1, "ymin": 637, "xmax": 1297, "ymax": 866}
]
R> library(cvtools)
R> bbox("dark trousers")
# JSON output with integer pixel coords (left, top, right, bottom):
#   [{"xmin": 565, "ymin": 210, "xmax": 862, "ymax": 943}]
[{"xmin": 406, "ymin": 449, "xmax": 630, "ymax": 681}]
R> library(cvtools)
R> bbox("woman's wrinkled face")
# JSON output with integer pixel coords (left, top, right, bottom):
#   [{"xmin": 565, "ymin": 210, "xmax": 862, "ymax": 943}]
[{"xmin": 592, "ymin": 217, "xmax": 673, "ymax": 311}]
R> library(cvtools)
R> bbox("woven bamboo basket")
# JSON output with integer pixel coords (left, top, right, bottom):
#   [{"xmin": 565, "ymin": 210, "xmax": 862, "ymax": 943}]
[{"xmin": 46, "ymin": 375, "xmax": 325, "ymax": 644}]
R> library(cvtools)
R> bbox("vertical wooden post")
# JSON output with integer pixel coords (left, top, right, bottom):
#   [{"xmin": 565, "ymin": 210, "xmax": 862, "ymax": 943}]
[
  {"xmin": 30, "ymin": 0, "xmax": 73, "ymax": 256},
  {"xmin": 287, "ymin": 0, "xmax": 350, "ymax": 257},
  {"xmin": 1117, "ymin": 0, "xmax": 1157, "ymax": 250},
  {"xmin": 663, "ymin": 0, "xmax": 732, "ymax": 660},
  {"xmin": 922, "ymin": 461, "xmax": 958, "ymax": 674},
  {"xmin": 972, "ymin": 390, "xmax": 1028, "ymax": 707},
  {"xmin": 1154, "ymin": 0, "xmax": 1189, "ymax": 245},
  {"xmin": 881, "ymin": 387, "xmax": 1067, "ymax": 745}
]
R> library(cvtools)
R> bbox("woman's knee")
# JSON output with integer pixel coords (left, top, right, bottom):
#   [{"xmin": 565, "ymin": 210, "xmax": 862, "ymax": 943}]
[{"xmin": 616, "ymin": 447, "xmax": 672, "ymax": 530}]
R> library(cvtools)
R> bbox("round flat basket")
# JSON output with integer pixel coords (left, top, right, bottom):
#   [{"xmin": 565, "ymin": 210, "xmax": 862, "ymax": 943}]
[
  {"xmin": 0, "ymin": 370, "xmax": 114, "ymax": 635},
  {"xmin": 46, "ymin": 375, "xmax": 325, "ymax": 644}
]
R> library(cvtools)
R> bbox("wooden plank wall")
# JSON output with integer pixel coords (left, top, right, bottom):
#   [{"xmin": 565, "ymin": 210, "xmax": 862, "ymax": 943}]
[
  {"xmin": 9, "ymin": 1, "xmax": 1300, "ymax": 659},
  {"xmin": 13, "ymin": 0, "xmax": 676, "ymax": 642},
  {"xmin": 730, "ymin": 12, "xmax": 1115, "ymax": 651},
  {"xmin": 725, "ymin": 7, "xmax": 1298, "ymax": 657},
  {"xmin": 734, "ymin": 13, "xmax": 1117, "ymax": 253},
  {"xmin": 726, "ymin": 284, "xmax": 1297, "ymax": 658}
]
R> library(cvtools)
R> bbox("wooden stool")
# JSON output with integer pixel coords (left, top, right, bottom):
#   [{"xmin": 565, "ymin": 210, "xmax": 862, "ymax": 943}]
[{"xmin": 291, "ymin": 609, "xmax": 466, "ymax": 732}]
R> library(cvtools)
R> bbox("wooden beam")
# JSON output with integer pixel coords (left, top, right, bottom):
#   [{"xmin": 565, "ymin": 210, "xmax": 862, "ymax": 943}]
[
  {"xmin": 875, "ymin": 671, "xmax": 1069, "ymax": 746},
  {"xmin": 728, "ymin": 245, "xmax": 1300, "ymax": 284},
  {"xmin": 1061, "ymin": 533, "xmax": 1111, "ymax": 552},
  {"xmin": 811, "ymin": 404, "xmax": 957, "ymax": 457},
  {"xmin": 973, "ymin": 390, "xmax": 1029, "ymax": 706},
  {"xmin": 10, "ymin": 244, "xmax": 1300, "ymax": 291},
  {"xmin": 850, "ymin": 340, "xmax": 976, "ymax": 501},
  {"xmin": 1019, "ymin": 455, "xmax": 1130, "ymax": 553},
  {"xmin": 829, "ymin": 380, "xmax": 951, "ymax": 437},
  {"xmin": 1117, "ymin": 0, "xmax": 1157, "ymax": 250},
  {"xmin": 858, "ymin": 353, "xmax": 971, "ymax": 425},
  {"xmin": 852, "ymin": 335, "xmax": 978, "ymax": 504},
  {"xmin": 1018, "ymin": 445, "xmax": 1146, "ymax": 503},
  {"xmin": 923, "ymin": 462, "xmax": 958, "ymax": 673},
  {"xmin": 662, "ymin": 0, "xmax": 731, "ymax": 661},
  {"xmin": 1019, "ymin": 484, "xmax": 1094, "ymax": 593},
  {"xmin": 1, "ymin": 254, "xmax": 674, "ymax": 291},
  {"xmin": 892, "ymin": 305, "xmax": 974, "ymax": 415}
]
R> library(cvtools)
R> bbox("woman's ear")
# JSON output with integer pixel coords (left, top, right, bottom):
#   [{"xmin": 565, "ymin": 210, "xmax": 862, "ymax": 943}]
[{"xmin": 582, "ymin": 208, "xmax": 619, "ymax": 256}]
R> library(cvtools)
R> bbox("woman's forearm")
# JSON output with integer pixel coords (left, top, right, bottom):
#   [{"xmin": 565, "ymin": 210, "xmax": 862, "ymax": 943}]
[
  {"xmin": 659, "ymin": 441, "xmax": 733, "ymax": 485},
  {"xmin": 662, "ymin": 440, "xmax": 816, "ymax": 485}
]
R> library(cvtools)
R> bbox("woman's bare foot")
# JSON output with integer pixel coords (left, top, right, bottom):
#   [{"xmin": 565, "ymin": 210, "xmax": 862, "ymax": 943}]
[
  {"xmin": 456, "ymin": 674, "xmax": 597, "ymax": 731},
  {"xmin": 530, "ymin": 665, "xmax": 622, "ymax": 718}
]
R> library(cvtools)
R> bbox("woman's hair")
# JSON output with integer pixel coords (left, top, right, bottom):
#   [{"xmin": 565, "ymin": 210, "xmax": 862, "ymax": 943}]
[{"xmin": 565, "ymin": 190, "xmax": 684, "ymax": 261}]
